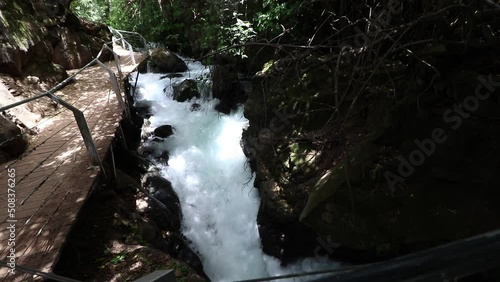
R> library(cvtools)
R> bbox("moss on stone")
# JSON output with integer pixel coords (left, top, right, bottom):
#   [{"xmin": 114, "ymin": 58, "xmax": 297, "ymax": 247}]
[{"xmin": 0, "ymin": 1, "xmax": 46, "ymax": 51}]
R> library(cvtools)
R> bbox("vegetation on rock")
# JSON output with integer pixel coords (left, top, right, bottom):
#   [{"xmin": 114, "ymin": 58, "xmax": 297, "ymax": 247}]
[
  {"xmin": 240, "ymin": 0, "xmax": 500, "ymax": 264},
  {"xmin": 3, "ymin": 0, "xmax": 500, "ymax": 278}
]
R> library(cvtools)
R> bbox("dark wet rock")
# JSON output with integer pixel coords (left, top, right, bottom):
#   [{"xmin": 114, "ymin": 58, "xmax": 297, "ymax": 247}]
[
  {"xmin": 51, "ymin": 18, "xmax": 111, "ymax": 70},
  {"xmin": 153, "ymin": 187, "xmax": 180, "ymax": 217},
  {"xmin": 139, "ymin": 48, "xmax": 188, "ymax": 74},
  {"xmin": 156, "ymin": 151, "xmax": 169, "ymax": 164},
  {"xmin": 118, "ymin": 117, "xmax": 143, "ymax": 151},
  {"xmin": 173, "ymin": 79, "xmax": 200, "ymax": 102},
  {"xmin": 214, "ymin": 102, "xmax": 232, "ymax": 115},
  {"xmin": 113, "ymin": 146, "xmax": 151, "ymax": 177},
  {"xmin": 153, "ymin": 125, "xmax": 175, "ymax": 138},
  {"xmin": 139, "ymin": 143, "xmax": 156, "ymax": 157},
  {"xmin": 256, "ymin": 180, "xmax": 320, "ymax": 263},
  {"xmin": 190, "ymin": 103, "xmax": 201, "ymax": 112},
  {"xmin": 135, "ymin": 150, "xmax": 205, "ymax": 279},
  {"xmin": 113, "ymin": 168, "xmax": 140, "ymax": 192},
  {"xmin": 134, "ymin": 104, "xmax": 153, "ymax": 119}
]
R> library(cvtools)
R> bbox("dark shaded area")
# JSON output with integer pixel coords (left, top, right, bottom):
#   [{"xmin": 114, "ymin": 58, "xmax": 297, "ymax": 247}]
[
  {"xmin": 212, "ymin": 64, "xmax": 248, "ymax": 114},
  {"xmin": 240, "ymin": 0, "xmax": 500, "ymax": 270},
  {"xmin": 153, "ymin": 124, "xmax": 175, "ymax": 138}
]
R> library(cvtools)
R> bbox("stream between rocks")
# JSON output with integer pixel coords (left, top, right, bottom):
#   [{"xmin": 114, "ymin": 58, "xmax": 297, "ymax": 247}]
[{"xmin": 132, "ymin": 57, "xmax": 337, "ymax": 281}]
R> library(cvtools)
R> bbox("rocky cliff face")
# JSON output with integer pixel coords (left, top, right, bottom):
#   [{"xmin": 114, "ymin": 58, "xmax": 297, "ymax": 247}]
[
  {"xmin": 242, "ymin": 47, "xmax": 500, "ymax": 264},
  {"xmin": 0, "ymin": 0, "xmax": 110, "ymax": 83},
  {"xmin": 0, "ymin": 0, "xmax": 111, "ymax": 163}
]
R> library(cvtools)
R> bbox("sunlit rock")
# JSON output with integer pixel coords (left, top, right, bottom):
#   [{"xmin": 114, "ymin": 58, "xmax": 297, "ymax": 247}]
[
  {"xmin": 211, "ymin": 64, "xmax": 246, "ymax": 114},
  {"xmin": 140, "ymin": 48, "xmax": 188, "ymax": 73}
]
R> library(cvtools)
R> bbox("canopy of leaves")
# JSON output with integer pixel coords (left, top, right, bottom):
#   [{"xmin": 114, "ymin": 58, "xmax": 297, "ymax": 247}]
[
  {"xmin": 69, "ymin": 0, "xmax": 500, "ymax": 66},
  {"xmin": 69, "ymin": 0, "xmax": 310, "ymax": 56}
]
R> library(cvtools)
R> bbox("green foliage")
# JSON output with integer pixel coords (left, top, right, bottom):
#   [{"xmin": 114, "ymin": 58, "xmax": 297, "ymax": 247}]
[
  {"xmin": 0, "ymin": 0, "xmax": 46, "ymax": 51},
  {"xmin": 70, "ymin": 0, "xmax": 109, "ymax": 23},
  {"xmin": 109, "ymin": 253, "xmax": 127, "ymax": 265},
  {"xmin": 221, "ymin": 13, "xmax": 256, "ymax": 57},
  {"xmin": 253, "ymin": 0, "xmax": 302, "ymax": 35},
  {"xmin": 108, "ymin": 0, "xmax": 191, "ymax": 50},
  {"xmin": 69, "ymin": 0, "xmax": 318, "ymax": 55}
]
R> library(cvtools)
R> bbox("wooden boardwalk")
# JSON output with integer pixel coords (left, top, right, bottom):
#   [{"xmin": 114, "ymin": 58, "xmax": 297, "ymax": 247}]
[{"xmin": 0, "ymin": 49, "xmax": 145, "ymax": 281}]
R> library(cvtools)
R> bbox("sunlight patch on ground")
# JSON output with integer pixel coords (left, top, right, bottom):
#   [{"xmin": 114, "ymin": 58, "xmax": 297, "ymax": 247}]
[
  {"xmin": 41, "ymin": 160, "xmax": 56, "ymax": 168},
  {"xmin": 55, "ymin": 146, "xmax": 82, "ymax": 161}
]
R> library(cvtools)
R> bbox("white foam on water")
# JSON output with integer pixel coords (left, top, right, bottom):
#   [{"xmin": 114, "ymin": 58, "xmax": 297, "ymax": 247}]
[{"xmin": 133, "ymin": 59, "xmax": 338, "ymax": 282}]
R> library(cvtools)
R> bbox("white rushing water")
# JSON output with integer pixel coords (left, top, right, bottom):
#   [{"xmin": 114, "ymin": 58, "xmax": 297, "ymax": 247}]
[{"xmin": 133, "ymin": 59, "xmax": 337, "ymax": 281}]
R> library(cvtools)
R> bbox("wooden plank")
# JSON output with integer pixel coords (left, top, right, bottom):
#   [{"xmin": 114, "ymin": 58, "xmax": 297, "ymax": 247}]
[{"xmin": 0, "ymin": 56, "xmax": 144, "ymax": 281}]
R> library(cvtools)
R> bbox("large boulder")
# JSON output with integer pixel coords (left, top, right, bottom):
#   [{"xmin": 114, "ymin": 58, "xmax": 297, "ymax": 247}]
[
  {"xmin": 49, "ymin": 12, "xmax": 111, "ymax": 70},
  {"xmin": 173, "ymin": 79, "xmax": 200, "ymax": 102},
  {"xmin": 0, "ymin": 116, "xmax": 28, "ymax": 163},
  {"xmin": 0, "ymin": 48, "xmax": 23, "ymax": 76},
  {"xmin": 51, "ymin": 27, "xmax": 93, "ymax": 69},
  {"xmin": 153, "ymin": 125, "xmax": 175, "ymax": 138},
  {"xmin": 76, "ymin": 16, "xmax": 112, "ymax": 61},
  {"xmin": 140, "ymin": 48, "xmax": 188, "ymax": 74},
  {"xmin": 21, "ymin": 39, "xmax": 68, "ymax": 84}
]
